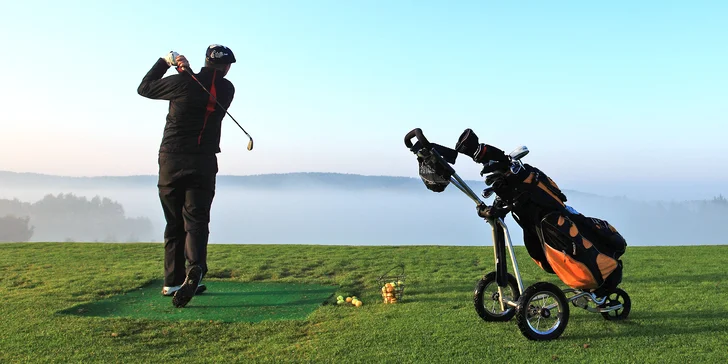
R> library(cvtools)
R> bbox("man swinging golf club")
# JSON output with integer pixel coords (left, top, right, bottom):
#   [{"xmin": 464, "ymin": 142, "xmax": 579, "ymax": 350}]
[{"xmin": 137, "ymin": 44, "xmax": 237, "ymax": 308}]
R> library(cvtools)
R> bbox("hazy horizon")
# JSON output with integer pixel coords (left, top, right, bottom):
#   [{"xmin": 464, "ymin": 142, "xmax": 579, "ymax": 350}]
[
  {"xmin": 2, "ymin": 173, "xmax": 726, "ymax": 247},
  {"xmin": 2, "ymin": 169, "xmax": 726, "ymax": 202}
]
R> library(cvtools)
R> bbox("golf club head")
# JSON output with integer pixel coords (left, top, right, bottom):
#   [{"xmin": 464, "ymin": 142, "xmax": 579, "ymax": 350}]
[
  {"xmin": 247, "ymin": 139, "xmax": 254, "ymax": 151},
  {"xmin": 509, "ymin": 146, "xmax": 529, "ymax": 160}
]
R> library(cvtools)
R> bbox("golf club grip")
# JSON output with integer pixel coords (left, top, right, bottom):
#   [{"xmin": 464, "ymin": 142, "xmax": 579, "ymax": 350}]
[{"xmin": 404, "ymin": 128, "xmax": 430, "ymax": 149}]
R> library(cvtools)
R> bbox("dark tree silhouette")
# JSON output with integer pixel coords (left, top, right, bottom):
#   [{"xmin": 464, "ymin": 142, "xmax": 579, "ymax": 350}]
[{"xmin": 0, "ymin": 215, "xmax": 34, "ymax": 242}]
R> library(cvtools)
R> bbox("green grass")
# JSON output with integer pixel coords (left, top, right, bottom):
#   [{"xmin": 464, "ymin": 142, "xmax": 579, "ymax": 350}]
[{"xmin": 1, "ymin": 243, "xmax": 727, "ymax": 363}]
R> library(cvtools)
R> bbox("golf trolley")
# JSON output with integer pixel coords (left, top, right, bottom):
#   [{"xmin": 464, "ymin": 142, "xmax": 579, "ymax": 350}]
[{"xmin": 404, "ymin": 128, "xmax": 630, "ymax": 341}]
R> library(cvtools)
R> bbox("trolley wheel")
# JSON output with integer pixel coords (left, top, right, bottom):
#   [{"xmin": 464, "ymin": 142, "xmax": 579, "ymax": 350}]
[
  {"xmin": 600, "ymin": 288, "xmax": 631, "ymax": 321},
  {"xmin": 516, "ymin": 282, "xmax": 570, "ymax": 341},
  {"xmin": 473, "ymin": 271, "xmax": 520, "ymax": 322}
]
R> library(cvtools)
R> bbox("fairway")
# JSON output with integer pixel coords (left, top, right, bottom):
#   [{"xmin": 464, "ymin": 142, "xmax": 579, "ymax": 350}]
[{"xmin": 1, "ymin": 243, "xmax": 727, "ymax": 363}]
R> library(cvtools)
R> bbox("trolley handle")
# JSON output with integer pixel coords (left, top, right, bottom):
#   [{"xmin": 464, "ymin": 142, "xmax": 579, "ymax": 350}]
[{"xmin": 404, "ymin": 128, "xmax": 430, "ymax": 149}]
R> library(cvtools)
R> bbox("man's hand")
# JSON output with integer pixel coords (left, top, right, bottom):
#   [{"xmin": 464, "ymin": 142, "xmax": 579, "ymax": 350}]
[{"xmin": 175, "ymin": 54, "xmax": 190, "ymax": 72}]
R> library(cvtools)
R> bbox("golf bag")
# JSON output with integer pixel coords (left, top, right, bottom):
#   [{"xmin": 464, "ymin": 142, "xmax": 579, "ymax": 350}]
[
  {"xmin": 407, "ymin": 127, "xmax": 627, "ymax": 294},
  {"xmin": 488, "ymin": 163, "xmax": 627, "ymax": 294}
]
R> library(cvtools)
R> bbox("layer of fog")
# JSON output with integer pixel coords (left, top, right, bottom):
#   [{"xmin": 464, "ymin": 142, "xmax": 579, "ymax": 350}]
[{"xmin": 3, "ymin": 183, "xmax": 726, "ymax": 246}]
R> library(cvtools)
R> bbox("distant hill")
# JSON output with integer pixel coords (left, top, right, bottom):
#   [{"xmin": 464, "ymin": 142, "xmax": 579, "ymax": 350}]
[
  {"xmin": 0, "ymin": 170, "xmax": 461, "ymax": 191},
  {"xmin": 2, "ymin": 170, "xmax": 724, "ymax": 206},
  {"xmin": 0, "ymin": 170, "xmax": 593, "ymax": 196},
  {"xmin": 0, "ymin": 170, "xmax": 427, "ymax": 189},
  {"xmin": 0, "ymin": 171, "xmax": 155, "ymax": 189}
]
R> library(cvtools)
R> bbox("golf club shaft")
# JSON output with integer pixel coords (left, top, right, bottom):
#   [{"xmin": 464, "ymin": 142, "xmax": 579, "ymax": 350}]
[{"xmin": 183, "ymin": 68, "xmax": 253, "ymax": 141}]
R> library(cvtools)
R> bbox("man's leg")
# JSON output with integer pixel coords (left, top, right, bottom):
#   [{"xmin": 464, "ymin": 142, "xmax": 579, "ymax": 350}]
[
  {"xmin": 182, "ymin": 174, "xmax": 216, "ymax": 280},
  {"xmin": 172, "ymin": 183, "xmax": 215, "ymax": 308},
  {"xmin": 159, "ymin": 185, "xmax": 186, "ymax": 287},
  {"xmin": 172, "ymin": 155, "xmax": 217, "ymax": 307},
  {"xmin": 157, "ymin": 153, "xmax": 187, "ymax": 289}
]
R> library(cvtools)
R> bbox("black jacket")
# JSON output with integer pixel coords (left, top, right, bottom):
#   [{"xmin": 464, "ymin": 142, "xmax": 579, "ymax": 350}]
[{"xmin": 138, "ymin": 58, "xmax": 235, "ymax": 154}]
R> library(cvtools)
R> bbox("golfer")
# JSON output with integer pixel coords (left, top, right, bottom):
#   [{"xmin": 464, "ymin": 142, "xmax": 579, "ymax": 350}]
[{"xmin": 137, "ymin": 44, "xmax": 237, "ymax": 308}]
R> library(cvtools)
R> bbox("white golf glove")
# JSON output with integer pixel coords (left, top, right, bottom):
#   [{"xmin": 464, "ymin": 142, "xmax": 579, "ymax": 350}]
[{"xmin": 163, "ymin": 51, "xmax": 180, "ymax": 67}]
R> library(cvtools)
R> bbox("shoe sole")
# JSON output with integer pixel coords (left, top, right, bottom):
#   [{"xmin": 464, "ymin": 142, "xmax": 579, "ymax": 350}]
[
  {"xmin": 166, "ymin": 286, "xmax": 205, "ymax": 296},
  {"xmin": 172, "ymin": 266, "xmax": 202, "ymax": 308},
  {"xmin": 163, "ymin": 284, "xmax": 205, "ymax": 297}
]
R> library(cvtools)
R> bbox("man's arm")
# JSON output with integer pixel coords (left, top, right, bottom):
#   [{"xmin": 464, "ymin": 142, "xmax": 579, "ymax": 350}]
[{"xmin": 137, "ymin": 58, "xmax": 187, "ymax": 100}]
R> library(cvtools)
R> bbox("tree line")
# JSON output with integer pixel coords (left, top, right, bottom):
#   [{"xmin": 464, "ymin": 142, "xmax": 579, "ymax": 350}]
[{"xmin": 0, "ymin": 193, "xmax": 154, "ymax": 243}]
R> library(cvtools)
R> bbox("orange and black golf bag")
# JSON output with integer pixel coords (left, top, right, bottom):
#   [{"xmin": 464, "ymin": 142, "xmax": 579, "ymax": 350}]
[{"xmin": 485, "ymin": 162, "xmax": 627, "ymax": 295}]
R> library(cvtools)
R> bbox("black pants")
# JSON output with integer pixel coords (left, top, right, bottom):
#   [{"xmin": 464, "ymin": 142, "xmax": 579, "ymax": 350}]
[{"xmin": 158, "ymin": 152, "xmax": 218, "ymax": 287}]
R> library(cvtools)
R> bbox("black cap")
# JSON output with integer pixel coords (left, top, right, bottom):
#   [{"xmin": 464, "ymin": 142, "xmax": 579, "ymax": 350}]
[{"xmin": 206, "ymin": 44, "xmax": 236, "ymax": 64}]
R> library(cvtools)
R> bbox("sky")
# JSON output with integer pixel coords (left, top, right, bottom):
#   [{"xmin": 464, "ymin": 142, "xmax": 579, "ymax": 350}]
[{"xmin": 1, "ymin": 0, "xmax": 726, "ymax": 189}]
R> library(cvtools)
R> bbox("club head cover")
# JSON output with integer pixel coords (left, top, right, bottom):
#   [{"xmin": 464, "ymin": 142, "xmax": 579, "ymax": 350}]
[
  {"xmin": 455, "ymin": 128, "xmax": 480, "ymax": 158},
  {"xmin": 473, "ymin": 144, "xmax": 508, "ymax": 164}
]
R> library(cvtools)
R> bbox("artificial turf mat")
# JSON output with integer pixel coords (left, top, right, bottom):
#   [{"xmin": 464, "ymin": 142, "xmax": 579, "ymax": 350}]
[{"xmin": 58, "ymin": 280, "xmax": 338, "ymax": 323}]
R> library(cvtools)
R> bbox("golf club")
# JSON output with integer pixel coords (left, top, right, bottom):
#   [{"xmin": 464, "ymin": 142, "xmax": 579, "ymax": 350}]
[{"xmin": 183, "ymin": 67, "xmax": 254, "ymax": 151}]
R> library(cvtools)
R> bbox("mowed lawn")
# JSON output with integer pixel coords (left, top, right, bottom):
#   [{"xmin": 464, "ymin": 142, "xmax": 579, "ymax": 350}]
[{"xmin": 1, "ymin": 243, "xmax": 726, "ymax": 363}]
